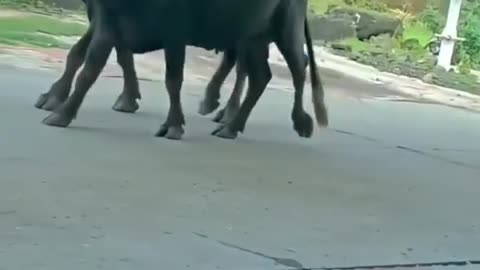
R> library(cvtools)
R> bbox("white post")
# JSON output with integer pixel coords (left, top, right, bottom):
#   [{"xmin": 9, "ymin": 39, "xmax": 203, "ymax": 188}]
[{"xmin": 437, "ymin": 0, "xmax": 463, "ymax": 70}]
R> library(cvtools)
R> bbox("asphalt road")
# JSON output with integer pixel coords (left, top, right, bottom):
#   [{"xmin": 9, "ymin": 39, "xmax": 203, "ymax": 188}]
[{"xmin": 1, "ymin": 58, "xmax": 480, "ymax": 270}]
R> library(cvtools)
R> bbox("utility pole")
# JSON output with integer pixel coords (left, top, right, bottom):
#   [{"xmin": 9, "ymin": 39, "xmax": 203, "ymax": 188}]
[{"xmin": 436, "ymin": 0, "xmax": 464, "ymax": 70}]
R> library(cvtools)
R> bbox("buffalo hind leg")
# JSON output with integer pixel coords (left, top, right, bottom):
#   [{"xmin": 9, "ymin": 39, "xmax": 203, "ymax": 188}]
[
  {"xmin": 155, "ymin": 46, "xmax": 186, "ymax": 140},
  {"xmin": 213, "ymin": 43, "xmax": 271, "ymax": 139},
  {"xmin": 213, "ymin": 63, "xmax": 247, "ymax": 124},
  {"xmin": 112, "ymin": 46, "xmax": 141, "ymax": 113},
  {"xmin": 198, "ymin": 50, "xmax": 236, "ymax": 115},
  {"xmin": 276, "ymin": 33, "xmax": 313, "ymax": 138},
  {"xmin": 42, "ymin": 25, "xmax": 114, "ymax": 128},
  {"xmin": 35, "ymin": 26, "xmax": 92, "ymax": 111}
]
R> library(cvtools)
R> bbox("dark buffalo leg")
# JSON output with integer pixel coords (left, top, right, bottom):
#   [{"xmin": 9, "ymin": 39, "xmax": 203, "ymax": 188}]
[
  {"xmin": 35, "ymin": 26, "xmax": 93, "ymax": 111},
  {"xmin": 198, "ymin": 50, "xmax": 236, "ymax": 115},
  {"xmin": 276, "ymin": 37, "xmax": 313, "ymax": 138},
  {"xmin": 155, "ymin": 46, "xmax": 186, "ymax": 140},
  {"xmin": 111, "ymin": 46, "xmax": 141, "ymax": 113},
  {"xmin": 212, "ymin": 43, "xmax": 271, "ymax": 139},
  {"xmin": 212, "ymin": 62, "xmax": 247, "ymax": 124},
  {"xmin": 42, "ymin": 21, "xmax": 114, "ymax": 128},
  {"xmin": 274, "ymin": 12, "xmax": 318, "ymax": 137}
]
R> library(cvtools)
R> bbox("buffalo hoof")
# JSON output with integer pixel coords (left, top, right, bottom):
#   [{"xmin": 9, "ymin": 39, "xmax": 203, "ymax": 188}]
[
  {"xmin": 35, "ymin": 93, "xmax": 64, "ymax": 111},
  {"xmin": 42, "ymin": 112, "xmax": 73, "ymax": 128},
  {"xmin": 198, "ymin": 99, "xmax": 220, "ymax": 115},
  {"xmin": 155, "ymin": 124, "xmax": 184, "ymax": 140},
  {"xmin": 212, "ymin": 108, "xmax": 225, "ymax": 123},
  {"xmin": 211, "ymin": 124, "xmax": 238, "ymax": 140},
  {"xmin": 213, "ymin": 105, "xmax": 239, "ymax": 124},
  {"xmin": 315, "ymin": 104, "xmax": 329, "ymax": 127},
  {"xmin": 293, "ymin": 112, "xmax": 314, "ymax": 138},
  {"xmin": 112, "ymin": 94, "xmax": 139, "ymax": 113}
]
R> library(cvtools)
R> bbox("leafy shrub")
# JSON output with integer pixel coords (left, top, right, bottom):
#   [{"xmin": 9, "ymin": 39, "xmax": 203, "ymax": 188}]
[
  {"xmin": 418, "ymin": 4, "xmax": 445, "ymax": 33},
  {"xmin": 458, "ymin": 1, "xmax": 480, "ymax": 66},
  {"xmin": 460, "ymin": 18, "xmax": 480, "ymax": 64}
]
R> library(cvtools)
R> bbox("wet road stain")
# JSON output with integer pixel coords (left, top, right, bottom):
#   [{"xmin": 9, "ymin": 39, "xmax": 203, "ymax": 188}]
[
  {"xmin": 193, "ymin": 232, "xmax": 209, "ymax": 239},
  {"xmin": 217, "ymin": 240, "xmax": 303, "ymax": 269},
  {"xmin": 0, "ymin": 210, "xmax": 16, "ymax": 215}
]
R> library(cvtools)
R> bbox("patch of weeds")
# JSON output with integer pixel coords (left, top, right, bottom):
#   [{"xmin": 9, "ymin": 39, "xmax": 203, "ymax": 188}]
[
  {"xmin": 330, "ymin": 33, "xmax": 480, "ymax": 94},
  {"xmin": 432, "ymin": 68, "xmax": 480, "ymax": 95},
  {"xmin": 0, "ymin": 0, "xmax": 85, "ymax": 17},
  {"xmin": 350, "ymin": 0, "xmax": 389, "ymax": 13},
  {"xmin": 402, "ymin": 22, "xmax": 434, "ymax": 47},
  {"xmin": 0, "ymin": 14, "xmax": 85, "ymax": 48},
  {"xmin": 337, "ymin": 38, "xmax": 370, "ymax": 53}
]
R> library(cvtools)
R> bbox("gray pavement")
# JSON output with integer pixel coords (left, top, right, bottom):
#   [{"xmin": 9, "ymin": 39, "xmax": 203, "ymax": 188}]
[{"xmin": 1, "ymin": 59, "xmax": 480, "ymax": 270}]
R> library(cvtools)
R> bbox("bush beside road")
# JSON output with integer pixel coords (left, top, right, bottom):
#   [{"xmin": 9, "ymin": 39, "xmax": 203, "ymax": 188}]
[{"xmin": 306, "ymin": 0, "xmax": 480, "ymax": 95}]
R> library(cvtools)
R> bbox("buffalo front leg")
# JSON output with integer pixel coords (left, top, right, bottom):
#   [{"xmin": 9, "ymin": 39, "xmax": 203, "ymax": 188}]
[
  {"xmin": 112, "ymin": 46, "xmax": 141, "ymax": 113},
  {"xmin": 213, "ymin": 62, "xmax": 247, "ymax": 124},
  {"xmin": 212, "ymin": 43, "xmax": 271, "ymax": 139},
  {"xmin": 35, "ymin": 26, "xmax": 93, "ymax": 111},
  {"xmin": 155, "ymin": 46, "xmax": 186, "ymax": 140},
  {"xmin": 42, "ymin": 27, "xmax": 114, "ymax": 128},
  {"xmin": 198, "ymin": 49, "xmax": 236, "ymax": 115}
]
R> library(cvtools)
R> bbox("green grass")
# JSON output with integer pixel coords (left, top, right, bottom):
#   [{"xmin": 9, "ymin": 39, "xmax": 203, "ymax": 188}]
[
  {"xmin": 0, "ymin": 0, "xmax": 86, "ymax": 16},
  {"xmin": 0, "ymin": 13, "xmax": 86, "ymax": 48},
  {"xmin": 309, "ymin": 0, "xmax": 344, "ymax": 14},
  {"xmin": 0, "ymin": 14, "xmax": 86, "ymax": 36},
  {"xmin": 337, "ymin": 21, "xmax": 434, "ymax": 53},
  {"xmin": 340, "ymin": 38, "xmax": 371, "ymax": 53},
  {"xmin": 402, "ymin": 22, "xmax": 434, "ymax": 47}
]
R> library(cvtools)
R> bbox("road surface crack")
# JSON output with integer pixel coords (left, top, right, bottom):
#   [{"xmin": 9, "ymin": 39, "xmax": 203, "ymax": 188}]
[
  {"xmin": 217, "ymin": 240, "xmax": 304, "ymax": 268},
  {"xmin": 193, "ymin": 233, "xmax": 304, "ymax": 269},
  {"xmin": 194, "ymin": 234, "xmax": 480, "ymax": 270},
  {"xmin": 333, "ymin": 129, "xmax": 480, "ymax": 171},
  {"xmin": 306, "ymin": 259, "xmax": 480, "ymax": 269}
]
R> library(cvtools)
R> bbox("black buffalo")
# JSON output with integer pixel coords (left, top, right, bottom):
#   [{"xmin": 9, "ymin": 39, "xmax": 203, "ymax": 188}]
[{"xmin": 38, "ymin": 0, "xmax": 328, "ymax": 140}]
